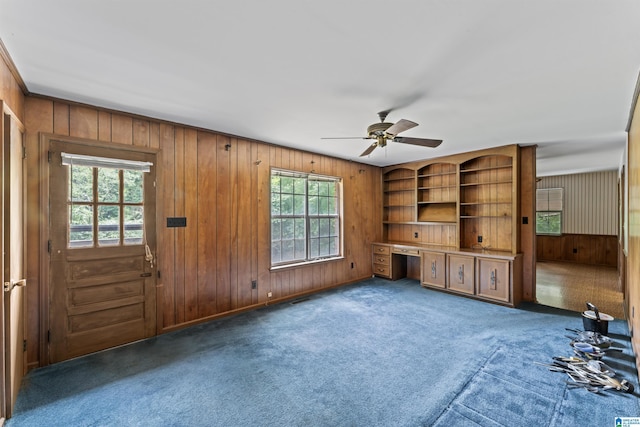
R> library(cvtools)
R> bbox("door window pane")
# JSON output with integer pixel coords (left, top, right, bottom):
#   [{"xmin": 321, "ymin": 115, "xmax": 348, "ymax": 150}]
[
  {"xmin": 123, "ymin": 170, "xmax": 143, "ymax": 203},
  {"xmin": 69, "ymin": 165, "xmax": 93, "ymax": 202},
  {"xmin": 69, "ymin": 205, "xmax": 93, "ymax": 248},
  {"xmin": 98, "ymin": 168, "xmax": 120, "ymax": 203},
  {"xmin": 124, "ymin": 206, "xmax": 144, "ymax": 244},
  {"xmin": 98, "ymin": 205, "xmax": 120, "ymax": 246}
]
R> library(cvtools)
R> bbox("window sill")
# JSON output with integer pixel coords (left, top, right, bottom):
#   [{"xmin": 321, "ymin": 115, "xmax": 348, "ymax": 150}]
[{"xmin": 270, "ymin": 256, "xmax": 344, "ymax": 271}]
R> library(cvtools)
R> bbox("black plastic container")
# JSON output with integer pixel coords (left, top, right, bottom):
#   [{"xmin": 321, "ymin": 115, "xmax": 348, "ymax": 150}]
[
  {"xmin": 582, "ymin": 302, "xmax": 613, "ymax": 336},
  {"xmin": 582, "ymin": 312, "xmax": 609, "ymax": 335}
]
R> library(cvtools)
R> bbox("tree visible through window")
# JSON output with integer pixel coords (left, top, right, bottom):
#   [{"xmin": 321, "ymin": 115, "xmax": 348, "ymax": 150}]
[
  {"xmin": 271, "ymin": 169, "xmax": 341, "ymax": 266},
  {"xmin": 536, "ymin": 187, "xmax": 563, "ymax": 235}
]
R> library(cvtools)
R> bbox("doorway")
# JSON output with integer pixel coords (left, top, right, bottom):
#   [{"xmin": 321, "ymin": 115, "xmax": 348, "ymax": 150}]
[{"xmin": 46, "ymin": 137, "xmax": 157, "ymax": 363}]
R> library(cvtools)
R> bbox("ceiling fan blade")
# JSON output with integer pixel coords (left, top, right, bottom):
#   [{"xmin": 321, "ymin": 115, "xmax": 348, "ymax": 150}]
[
  {"xmin": 321, "ymin": 136, "xmax": 369, "ymax": 140},
  {"xmin": 360, "ymin": 142, "xmax": 378, "ymax": 157},
  {"xmin": 393, "ymin": 136, "xmax": 442, "ymax": 148},
  {"xmin": 385, "ymin": 119, "xmax": 418, "ymax": 137}
]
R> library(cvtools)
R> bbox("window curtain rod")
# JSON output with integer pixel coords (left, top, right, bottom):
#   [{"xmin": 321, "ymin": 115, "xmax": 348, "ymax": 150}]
[{"xmin": 61, "ymin": 152, "xmax": 152, "ymax": 172}]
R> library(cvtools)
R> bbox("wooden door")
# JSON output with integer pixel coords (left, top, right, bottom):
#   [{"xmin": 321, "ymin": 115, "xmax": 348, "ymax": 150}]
[
  {"xmin": 421, "ymin": 251, "xmax": 446, "ymax": 289},
  {"xmin": 447, "ymin": 254, "xmax": 475, "ymax": 295},
  {"xmin": 477, "ymin": 258, "xmax": 511, "ymax": 303},
  {"xmin": 2, "ymin": 107, "xmax": 26, "ymax": 418},
  {"xmin": 48, "ymin": 140, "xmax": 157, "ymax": 363}
]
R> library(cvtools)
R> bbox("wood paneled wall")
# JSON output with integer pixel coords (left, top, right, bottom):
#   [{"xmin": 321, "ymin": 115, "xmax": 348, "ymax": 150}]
[
  {"xmin": 24, "ymin": 97, "xmax": 381, "ymax": 368},
  {"xmin": 537, "ymin": 171, "xmax": 618, "ymax": 236},
  {"xmin": 536, "ymin": 234, "xmax": 617, "ymax": 267},
  {"xmin": 627, "ymin": 78, "xmax": 640, "ymax": 376},
  {"xmin": 0, "ymin": 42, "xmax": 25, "ymax": 121}
]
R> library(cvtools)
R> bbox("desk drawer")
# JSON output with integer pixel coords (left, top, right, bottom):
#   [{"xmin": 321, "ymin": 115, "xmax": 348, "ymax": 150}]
[
  {"xmin": 372, "ymin": 264, "xmax": 391, "ymax": 277},
  {"xmin": 392, "ymin": 247, "xmax": 420, "ymax": 256},
  {"xmin": 372, "ymin": 245, "xmax": 390, "ymax": 255},
  {"xmin": 372, "ymin": 254, "xmax": 390, "ymax": 266}
]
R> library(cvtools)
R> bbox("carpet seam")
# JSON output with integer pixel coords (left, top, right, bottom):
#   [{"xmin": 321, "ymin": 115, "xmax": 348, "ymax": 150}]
[{"xmin": 430, "ymin": 345, "xmax": 503, "ymax": 424}]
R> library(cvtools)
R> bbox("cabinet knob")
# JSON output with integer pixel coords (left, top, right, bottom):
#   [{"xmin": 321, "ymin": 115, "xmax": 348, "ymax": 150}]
[
  {"xmin": 458, "ymin": 265, "xmax": 464, "ymax": 283},
  {"xmin": 431, "ymin": 261, "xmax": 436, "ymax": 278},
  {"xmin": 490, "ymin": 269, "xmax": 497, "ymax": 290}
]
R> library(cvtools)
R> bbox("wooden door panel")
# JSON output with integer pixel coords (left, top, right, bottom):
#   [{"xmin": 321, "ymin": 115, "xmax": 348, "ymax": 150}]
[
  {"xmin": 70, "ymin": 280, "xmax": 144, "ymax": 306},
  {"xmin": 69, "ymin": 304, "xmax": 144, "ymax": 332},
  {"xmin": 66, "ymin": 319, "xmax": 145, "ymax": 358},
  {"xmin": 447, "ymin": 254, "xmax": 475, "ymax": 295},
  {"xmin": 421, "ymin": 251, "xmax": 446, "ymax": 288},
  {"xmin": 3, "ymin": 107, "xmax": 26, "ymax": 418},
  {"xmin": 70, "ymin": 256, "xmax": 145, "ymax": 279},
  {"xmin": 477, "ymin": 258, "xmax": 511, "ymax": 302}
]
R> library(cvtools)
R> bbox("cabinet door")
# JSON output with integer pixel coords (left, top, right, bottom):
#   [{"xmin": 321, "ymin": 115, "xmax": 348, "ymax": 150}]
[
  {"xmin": 421, "ymin": 251, "xmax": 446, "ymax": 288},
  {"xmin": 447, "ymin": 254, "xmax": 475, "ymax": 295},
  {"xmin": 477, "ymin": 258, "xmax": 510, "ymax": 302}
]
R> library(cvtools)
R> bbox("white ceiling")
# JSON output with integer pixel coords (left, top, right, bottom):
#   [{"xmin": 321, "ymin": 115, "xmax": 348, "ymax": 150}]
[{"xmin": 2, "ymin": 1, "xmax": 640, "ymax": 176}]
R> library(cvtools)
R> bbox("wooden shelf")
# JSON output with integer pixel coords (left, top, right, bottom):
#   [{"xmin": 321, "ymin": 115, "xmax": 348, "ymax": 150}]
[
  {"xmin": 384, "ymin": 177, "xmax": 414, "ymax": 183},
  {"xmin": 418, "ymin": 185, "xmax": 457, "ymax": 190},
  {"xmin": 460, "ymin": 180, "xmax": 512, "ymax": 187},
  {"xmin": 418, "ymin": 172, "xmax": 456, "ymax": 178},
  {"xmin": 460, "ymin": 164, "xmax": 512, "ymax": 173},
  {"xmin": 460, "ymin": 215, "xmax": 512, "ymax": 219},
  {"xmin": 384, "ymin": 221, "xmax": 455, "ymax": 225},
  {"xmin": 460, "ymin": 202, "xmax": 511, "ymax": 205},
  {"xmin": 417, "ymin": 200, "xmax": 456, "ymax": 205}
]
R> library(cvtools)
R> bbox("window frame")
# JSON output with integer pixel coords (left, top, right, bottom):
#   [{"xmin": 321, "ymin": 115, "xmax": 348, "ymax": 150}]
[
  {"xmin": 270, "ymin": 168, "xmax": 343, "ymax": 269},
  {"xmin": 536, "ymin": 187, "xmax": 563, "ymax": 236}
]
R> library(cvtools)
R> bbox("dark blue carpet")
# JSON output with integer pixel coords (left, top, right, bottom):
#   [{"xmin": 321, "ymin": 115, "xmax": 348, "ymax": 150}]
[{"xmin": 7, "ymin": 278, "xmax": 640, "ymax": 426}]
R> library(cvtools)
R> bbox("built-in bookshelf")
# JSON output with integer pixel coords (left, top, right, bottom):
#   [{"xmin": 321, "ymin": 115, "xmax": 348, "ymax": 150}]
[{"xmin": 381, "ymin": 145, "xmax": 519, "ymax": 253}]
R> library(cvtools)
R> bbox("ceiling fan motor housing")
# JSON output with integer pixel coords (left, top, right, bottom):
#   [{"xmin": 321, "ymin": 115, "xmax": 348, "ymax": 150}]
[{"xmin": 367, "ymin": 122, "xmax": 393, "ymax": 137}]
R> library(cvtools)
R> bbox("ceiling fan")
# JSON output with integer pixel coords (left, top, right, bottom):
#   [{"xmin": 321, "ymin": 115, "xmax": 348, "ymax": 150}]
[{"xmin": 322, "ymin": 111, "xmax": 442, "ymax": 157}]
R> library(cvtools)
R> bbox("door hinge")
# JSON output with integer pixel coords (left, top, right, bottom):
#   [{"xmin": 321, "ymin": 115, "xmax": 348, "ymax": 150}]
[
  {"xmin": 157, "ymin": 270, "xmax": 161, "ymax": 279},
  {"xmin": 22, "ymin": 146, "xmax": 26, "ymax": 159},
  {"xmin": 47, "ymin": 330, "xmax": 50, "ymax": 343},
  {"xmin": 48, "ymin": 240, "xmax": 52, "ymax": 253},
  {"xmin": 23, "ymin": 340, "xmax": 26, "ymax": 352},
  {"xmin": 47, "ymin": 151, "xmax": 52, "ymax": 163}
]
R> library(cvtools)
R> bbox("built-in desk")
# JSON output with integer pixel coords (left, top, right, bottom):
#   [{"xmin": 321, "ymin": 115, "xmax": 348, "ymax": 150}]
[{"xmin": 372, "ymin": 242, "xmax": 523, "ymax": 307}]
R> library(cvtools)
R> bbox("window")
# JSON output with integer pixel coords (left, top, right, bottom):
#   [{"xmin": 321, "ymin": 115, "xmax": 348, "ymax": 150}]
[
  {"xmin": 62, "ymin": 153, "xmax": 151, "ymax": 248},
  {"xmin": 536, "ymin": 187, "xmax": 563, "ymax": 235},
  {"xmin": 270, "ymin": 169, "xmax": 342, "ymax": 267}
]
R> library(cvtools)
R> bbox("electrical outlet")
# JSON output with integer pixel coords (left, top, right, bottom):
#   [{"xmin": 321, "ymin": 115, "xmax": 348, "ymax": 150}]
[
  {"xmin": 414, "ymin": 232, "xmax": 419, "ymax": 238},
  {"xmin": 477, "ymin": 235, "xmax": 483, "ymax": 243},
  {"xmin": 251, "ymin": 280, "xmax": 257, "ymax": 289},
  {"xmin": 267, "ymin": 291, "xmax": 273, "ymax": 298},
  {"xmin": 350, "ymin": 262, "xmax": 354, "ymax": 269}
]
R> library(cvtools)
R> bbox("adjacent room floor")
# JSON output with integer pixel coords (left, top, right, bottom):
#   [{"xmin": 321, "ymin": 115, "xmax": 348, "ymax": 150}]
[{"xmin": 536, "ymin": 261, "xmax": 624, "ymax": 319}]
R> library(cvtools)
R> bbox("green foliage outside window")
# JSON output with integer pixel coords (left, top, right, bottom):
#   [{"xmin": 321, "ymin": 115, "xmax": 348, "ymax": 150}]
[
  {"xmin": 536, "ymin": 211, "xmax": 562, "ymax": 235},
  {"xmin": 271, "ymin": 171, "xmax": 340, "ymax": 265}
]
